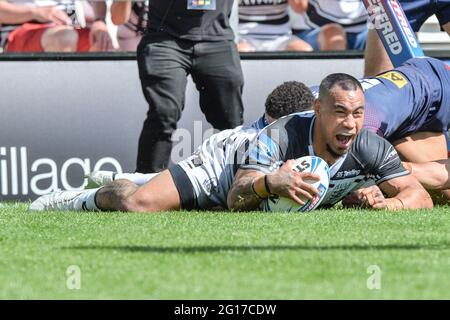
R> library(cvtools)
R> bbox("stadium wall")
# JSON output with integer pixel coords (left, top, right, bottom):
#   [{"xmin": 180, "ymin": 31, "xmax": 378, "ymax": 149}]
[{"xmin": 0, "ymin": 52, "xmax": 449, "ymax": 201}]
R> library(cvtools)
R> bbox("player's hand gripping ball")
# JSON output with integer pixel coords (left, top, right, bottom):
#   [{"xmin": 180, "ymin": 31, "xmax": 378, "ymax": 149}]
[{"xmin": 262, "ymin": 156, "xmax": 330, "ymax": 212}]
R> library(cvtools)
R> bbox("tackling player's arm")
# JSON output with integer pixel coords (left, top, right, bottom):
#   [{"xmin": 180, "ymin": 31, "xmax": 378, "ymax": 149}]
[
  {"xmin": 344, "ymin": 131, "xmax": 433, "ymax": 210},
  {"xmin": 403, "ymin": 160, "xmax": 450, "ymax": 190},
  {"xmin": 378, "ymin": 175, "xmax": 433, "ymax": 210}
]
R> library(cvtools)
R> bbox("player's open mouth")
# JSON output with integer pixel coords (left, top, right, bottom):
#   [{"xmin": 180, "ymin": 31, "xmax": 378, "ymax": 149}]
[{"xmin": 336, "ymin": 133, "xmax": 353, "ymax": 148}]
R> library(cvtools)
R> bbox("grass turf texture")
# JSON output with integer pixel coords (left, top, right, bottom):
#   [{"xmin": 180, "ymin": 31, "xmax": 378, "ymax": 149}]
[{"xmin": 0, "ymin": 203, "xmax": 449, "ymax": 299}]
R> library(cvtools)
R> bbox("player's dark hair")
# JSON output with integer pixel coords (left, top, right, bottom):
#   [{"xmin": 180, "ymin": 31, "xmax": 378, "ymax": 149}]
[
  {"xmin": 265, "ymin": 81, "xmax": 314, "ymax": 119},
  {"xmin": 319, "ymin": 73, "xmax": 363, "ymax": 100}
]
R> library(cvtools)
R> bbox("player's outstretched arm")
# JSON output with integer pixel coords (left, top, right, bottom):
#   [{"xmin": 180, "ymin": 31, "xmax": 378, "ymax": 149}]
[
  {"xmin": 227, "ymin": 169, "xmax": 266, "ymax": 211},
  {"xmin": 403, "ymin": 160, "xmax": 450, "ymax": 190},
  {"xmin": 378, "ymin": 175, "xmax": 433, "ymax": 210}
]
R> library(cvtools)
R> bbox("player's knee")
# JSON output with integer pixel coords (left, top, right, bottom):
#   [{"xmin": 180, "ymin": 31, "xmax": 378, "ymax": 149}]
[
  {"xmin": 318, "ymin": 23, "xmax": 346, "ymax": 50},
  {"xmin": 237, "ymin": 41, "xmax": 255, "ymax": 52},
  {"xmin": 320, "ymin": 23, "xmax": 346, "ymax": 39},
  {"xmin": 96, "ymin": 179, "xmax": 140, "ymax": 211},
  {"xmin": 285, "ymin": 39, "xmax": 313, "ymax": 52},
  {"xmin": 42, "ymin": 27, "xmax": 78, "ymax": 52},
  {"xmin": 112, "ymin": 182, "xmax": 160, "ymax": 212},
  {"xmin": 123, "ymin": 193, "xmax": 159, "ymax": 213}
]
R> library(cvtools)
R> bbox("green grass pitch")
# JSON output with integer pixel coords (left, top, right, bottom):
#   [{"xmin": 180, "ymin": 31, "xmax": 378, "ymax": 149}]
[{"xmin": 1, "ymin": 203, "xmax": 449, "ymax": 299}]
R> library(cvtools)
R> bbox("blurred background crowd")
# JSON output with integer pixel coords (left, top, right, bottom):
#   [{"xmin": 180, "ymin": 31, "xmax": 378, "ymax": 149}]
[{"xmin": 0, "ymin": 0, "xmax": 449, "ymax": 54}]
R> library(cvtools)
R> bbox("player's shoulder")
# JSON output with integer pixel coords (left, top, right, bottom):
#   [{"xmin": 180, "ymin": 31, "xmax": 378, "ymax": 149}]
[
  {"xmin": 261, "ymin": 111, "xmax": 314, "ymax": 133},
  {"xmin": 352, "ymin": 128, "xmax": 387, "ymax": 148},
  {"xmin": 350, "ymin": 129, "xmax": 395, "ymax": 163}
]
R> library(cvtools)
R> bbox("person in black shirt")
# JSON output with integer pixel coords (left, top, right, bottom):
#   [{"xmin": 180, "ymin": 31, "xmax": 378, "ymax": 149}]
[{"xmin": 136, "ymin": 0, "xmax": 244, "ymax": 173}]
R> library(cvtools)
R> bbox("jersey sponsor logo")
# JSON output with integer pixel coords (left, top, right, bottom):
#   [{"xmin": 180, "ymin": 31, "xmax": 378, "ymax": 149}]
[
  {"xmin": 377, "ymin": 71, "xmax": 408, "ymax": 88},
  {"xmin": 335, "ymin": 169, "xmax": 361, "ymax": 179},
  {"xmin": 390, "ymin": 0, "xmax": 418, "ymax": 48},
  {"xmin": 383, "ymin": 148, "xmax": 398, "ymax": 163},
  {"xmin": 322, "ymin": 178, "xmax": 364, "ymax": 205},
  {"xmin": 365, "ymin": 0, "xmax": 402, "ymax": 55},
  {"xmin": 203, "ymin": 177, "xmax": 218, "ymax": 194}
]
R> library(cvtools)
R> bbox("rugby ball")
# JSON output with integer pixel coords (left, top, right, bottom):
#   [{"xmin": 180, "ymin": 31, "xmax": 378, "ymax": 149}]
[{"xmin": 262, "ymin": 156, "xmax": 330, "ymax": 212}]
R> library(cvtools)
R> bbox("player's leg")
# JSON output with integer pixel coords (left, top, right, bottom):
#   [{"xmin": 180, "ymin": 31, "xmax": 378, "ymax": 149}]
[
  {"xmin": 41, "ymin": 26, "xmax": 78, "ymax": 52},
  {"xmin": 191, "ymin": 40, "xmax": 244, "ymax": 130},
  {"xmin": 363, "ymin": 28, "xmax": 393, "ymax": 76},
  {"xmin": 392, "ymin": 131, "xmax": 450, "ymax": 203},
  {"xmin": 317, "ymin": 23, "xmax": 347, "ymax": 51},
  {"xmin": 135, "ymin": 34, "xmax": 191, "ymax": 173},
  {"xmin": 237, "ymin": 39, "xmax": 255, "ymax": 52},
  {"xmin": 392, "ymin": 131, "xmax": 447, "ymax": 162},
  {"xmin": 85, "ymin": 171, "xmax": 158, "ymax": 188},
  {"xmin": 96, "ymin": 169, "xmax": 181, "ymax": 212},
  {"xmin": 364, "ymin": 0, "xmax": 433, "ymax": 76},
  {"xmin": 6, "ymin": 23, "xmax": 76, "ymax": 53},
  {"xmin": 293, "ymin": 28, "xmax": 321, "ymax": 51},
  {"xmin": 30, "ymin": 169, "xmax": 184, "ymax": 212},
  {"xmin": 346, "ymin": 29, "xmax": 368, "ymax": 51},
  {"xmin": 285, "ymin": 37, "xmax": 313, "ymax": 51}
]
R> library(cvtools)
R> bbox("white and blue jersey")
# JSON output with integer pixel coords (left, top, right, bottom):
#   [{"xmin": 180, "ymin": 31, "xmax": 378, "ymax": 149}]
[
  {"xmin": 240, "ymin": 113, "xmax": 409, "ymax": 207},
  {"xmin": 170, "ymin": 115, "xmax": 268, "ymax": 209}
]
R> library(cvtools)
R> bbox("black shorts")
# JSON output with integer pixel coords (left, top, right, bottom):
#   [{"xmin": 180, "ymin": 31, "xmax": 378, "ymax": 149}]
[{"xmin": 168, "ymin": 165, "xmax": 198, "ymax": 210}]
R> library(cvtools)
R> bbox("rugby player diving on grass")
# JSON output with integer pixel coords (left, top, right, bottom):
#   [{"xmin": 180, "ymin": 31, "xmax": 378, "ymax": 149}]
[
  {"xmin": 298, "ymin": 56, "xmax": 450, "ymax": 206},
  {"xmin": 29, "ymin": 81, "xmax": 316, "ymax": 212},
  {"xmin": 227, "ymin": 73, "xmax": 432, "ymax": 211},
  {"xmin": 30, "ymin": 76, "xmax": 433, "ymax": 212},
  {"xmin": 88, "ymin": 56, "xmax": 450, "ymax": 208}
]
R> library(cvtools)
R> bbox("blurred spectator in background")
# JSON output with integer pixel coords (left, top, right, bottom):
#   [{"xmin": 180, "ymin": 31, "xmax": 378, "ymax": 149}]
[
  {"xmin": 364, "ymin": 0, "xmax": 450, "ymax": 76},
  {"xmin": 290, "ymin": 0, "xmax": 368, "ymax": 51},
  {"xmin": 238, "ymin": 0, "xmax": 313, "ymax": 52},
  {"xmin": 0, "ymin": 0, "xmax": 112, "ymax": 52},
  {"xmin": 111, "ymin": 0, "xmax": 148, "ymax": 51},
  {"xmin": 135, "ymin": 0, "xmax": 244, "ymax": 173}
]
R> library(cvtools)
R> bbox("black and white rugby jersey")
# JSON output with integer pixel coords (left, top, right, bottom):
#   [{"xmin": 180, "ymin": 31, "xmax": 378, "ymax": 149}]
[
  {"xmin": 0, "ymin": 0, "xmax": 82, "ymax": 49},
  {"xmin": 120, "ymin": 0, "xmax": 149, "ymax": 36},
  {"xmin": 239, "ymin": 0, "xmax": 289, "ymax": 24},
  {"xmin": 290, "ymin": 0, "xmax": 368, "ymax": 33},
  {"xmin": 183, "ymin": 115, "xmax": 267, "ymax": 208},
  {"xmin": 240, "ymin": 112, "xmax": 409, "ymax": 207}
]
